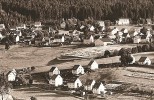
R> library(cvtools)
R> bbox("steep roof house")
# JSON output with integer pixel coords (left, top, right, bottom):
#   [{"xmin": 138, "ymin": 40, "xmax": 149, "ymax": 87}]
[
  {"xmin": 72, "ymin": 65, "xmax": 85, "ymax": 75},
  {"xmin": 49, "ymin": 75, "xmax": 63, "ymax": 87},
  {"xmin": 85, "ymin": 79, "xmax": 96, "ymax": 91},
  {"xmin": 138, "ymin": 57, "xmax": 151, "ymax": 65},
  {"xmin": 67, "ymin": 77, "xmax": 82, "ymax": 89},
  {"xmin": 111, "ymin": 27, "xmax": 119, "ymax": 35},
  {"xmin": 49, "ymin": 67, "xmax": 60, "ymax": 77},
  {"xmin": 92, "ymin": 82, "xmax": 106, "ymax": 95},
  {"xmin": 87, "ymin": 60, "xmax": 99, "ymax": 70},
  {"xmin": 140, "ymin": 35, "xmax": 150, "ymax": 43},
  {"xmin": 129, "ymin": 30, "xmax": 139, "ymax": 37},
  {"xmin": 7, "ymin": 69, "xmax": 17, "ymax": 82}
]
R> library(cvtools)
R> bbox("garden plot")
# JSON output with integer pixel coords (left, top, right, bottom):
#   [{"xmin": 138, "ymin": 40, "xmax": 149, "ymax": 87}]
[{"xmin": 61, "ymin": 44, "xmax": 138, "ymax": 59}]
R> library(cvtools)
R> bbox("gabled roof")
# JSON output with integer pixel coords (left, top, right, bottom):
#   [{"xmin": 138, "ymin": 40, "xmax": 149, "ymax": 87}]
[
  {"xmin": 88, "ymin": 60, "xmax": 96, "ymax": 66},
  {"xmin": 93, "ymin": 82, "xmax": 102, "ymax": 89},
  {"xmin": 50, "ymin": 74, "xmax": 59, "ymax": 80},
  {"xmin": 49, "ymin": 67, "xmax": 57, "ymax": 72},
  {"xmin": 101, "ymin": 38, "xmax": 112, "ymax": 42},
  {"xmin": 65, "ymin": 76, "xmax": 79, "ymax": 83},
  {"xmin": 138, "ymin": 57, "xmax": 149, "ymax": 62},
  {"xmin": 85, "ymin": 79, "xmax": 94, "ymax": 85},
  {"xmin": 122, "ymin": 33, "xmax": 129, "ymax": 37},
  {"xmin": 72, "ymin": 65, "xmax": 81, "ymax": 70}
]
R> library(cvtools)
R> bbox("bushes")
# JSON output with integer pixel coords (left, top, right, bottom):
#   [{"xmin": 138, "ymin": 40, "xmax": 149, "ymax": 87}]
[{"xmin": 142, "ymin": 44, "xmax": 150, "ymax": 52}]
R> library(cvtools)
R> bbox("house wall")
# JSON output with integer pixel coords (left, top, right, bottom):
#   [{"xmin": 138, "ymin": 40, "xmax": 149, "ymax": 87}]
[
  {"xmin": 76, "ymin": 66, "xmax": 84, "ymax": 74},
  {"xmin": 55, "ymin": 76, "xmax": 63, "ymax": 86},
  {"xmin": 118, "ymin": 19, "xmax": 130, "ymax": 25},
  {"xmin": 8, "ymin": 73, "xmax": 16, "ymax": 81},
  {"xmin": 85, "ymin": 81, "xmax": 96, "ymax": 91},
  {"xmin": 133, "ymin": 38, "xmax": 141, "ymax": 43},
  {"xmin": 90, "ymin": 62, "xmax": 98, "ymax": 70},
  {"xmin": 93, "ymin": 84, "xmax": 106, "ymax": 94},
  {"xmin": 74, "ymin": 79, "xmax": 82, "ymax": 88},
  {"xmin": 143, "ymin": 58, "xmax": 151, "ymax": 65}
]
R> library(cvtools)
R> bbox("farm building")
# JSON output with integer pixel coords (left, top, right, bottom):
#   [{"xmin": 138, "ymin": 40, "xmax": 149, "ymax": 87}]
[
  {"xmin": 118, "ymin": 18, "xmax": 130, "ymax": 25},
  {"xmin": 72, "ymin": 65, "xmax": 85, "ymax": 75},
  {"xmin": 67, "ymin": 77, "xmax": 82, "ymax": 89},
  {"xmin": 7, "ymin": 69, "xmax": 17, "ymax": 82},
  {"xmin": 49, "ymin": 67, "xmax": 60, "ymax": 77},
  {"xmin": 49, "ymin": 75, "xmax": 63, "ymax": 87},
  {"xmin": 92, "ymin": 82, "xmax": 106, "ymax": 95},
  {"xmin": 138, "ymin": 57, "xmax": 151, "ymax": 65},
  {"xmin": 87, "ymin": 60, "xmax": 99, "ymax": 70},
  {"xmin": 85, "ymin": 79, "xmax": 96, "ymax": 91}
]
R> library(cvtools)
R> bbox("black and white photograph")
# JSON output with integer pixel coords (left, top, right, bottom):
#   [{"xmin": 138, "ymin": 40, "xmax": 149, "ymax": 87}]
[{"xmin": 0, "ymin": 0, "xmax": 154, "ymax": 100}]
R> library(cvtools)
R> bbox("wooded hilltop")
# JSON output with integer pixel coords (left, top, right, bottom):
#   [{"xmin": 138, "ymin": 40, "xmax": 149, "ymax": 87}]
[{"xmin": 0, "ymin": 0, "xmax": 154, "ymax": 26}]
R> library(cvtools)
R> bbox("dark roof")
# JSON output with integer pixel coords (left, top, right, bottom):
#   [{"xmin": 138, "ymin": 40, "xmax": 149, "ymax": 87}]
[
  {"xmin": 50, "ymin": 75, "xmax": 59, "ymax": 80},
  {"xmin": 72, "ymin": 65, "xmax": 80, "ymax": 70},
  {"xmin": 101, "ymin": 38, "xmax": 111, "ymax": 42},
  {"xmin": 49, "ymin": 67, "xmax": 56, "ymax": 72},
  {"xmin": 54, "ymin": 35, "xmax": 63, "ymax": 39},
  {"xmin": 122, "ymin": 33, "xmax": 129, "ymax": 37},
  {"xmin": 93, "ymin": 82, "xmax": 102, "ymax": 89},
  {"xmin": 64, "ymin": 76, "xmax": 79, "ymax": 83},
  {"xmin": 85, "ymin": 79, "xmax": 94, "ymax": 85},
  {"xmin": 138, "ymin": 57, "xmax": 148, "ymax": 62},
  {"xmin": 88, "ymin": 60, "xmax": 95, "ymax": 66}
]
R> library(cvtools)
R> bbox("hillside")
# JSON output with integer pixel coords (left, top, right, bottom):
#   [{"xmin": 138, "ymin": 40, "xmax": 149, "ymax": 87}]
[{"xmin": 0, "ymin": 0, "xmax": 154, "ymax": 26}]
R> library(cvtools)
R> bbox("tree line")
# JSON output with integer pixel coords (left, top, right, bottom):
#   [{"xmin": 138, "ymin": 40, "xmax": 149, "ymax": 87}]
[{"xmin": 0, "ymin": 0, "xmax": 154, "ymax": 26}]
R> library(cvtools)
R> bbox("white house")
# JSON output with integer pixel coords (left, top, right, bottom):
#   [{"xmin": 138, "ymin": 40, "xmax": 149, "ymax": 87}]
[
  {"xmin": 89, "ymin": 35, "xmax": 94, "ymax": 43},
  {"xmin": 15, "ymin": 35, "xmax": 20, "ymax": 43},
  {"xmin": 49, "ymin": 75, "xmax": 63, "ymax": 87},
  {"xmin": 7, "ymin": 69, "xmax": 17, "ymax": 82},
  {"xmin": 138, "ymin": 57, "xmax": 151, "ymax": 65},
  {"xmin": 85, "ymin": 79, "xmax": 96, "ymax": 91},
  {"xmin": 34, "ymin": 22, "xmax": 42, "ymax": 27},
  {"xmin": 118, "ymin": 18, "xmax": 130, "ymax": 25},
  {"xmin": 93, "ymin": 82, "xmax": 106, "ymax": 95},
  {"xmin": 0, "ymin": 24, "xmax": 5, "ymax": 31},
  {"xmin": 129, "ymin": 30, "xmax": 139, "ymax": 37},
  {"xmin": 16, "ymin": 24, "xmax": 26, "ymax": 30},
  {"xmin": 87, "ymin": 60, "xmax": 98, "ymax": 70},
  {"xmin": 60, "ymin": 21, "xmax": 66, "ymax": 29},
  {"xmin": 67, "ymin": 77, "xmax": 82, "ymax": 89},
  {"xmin": 89, "ymin": 26, "xmax": 95, "ymax": 32},
  {"xmin": 49, "ymin": 67, "xmax": 60, "ymax": 77},
  {"xmin": 72, "ymin": 65, "xmax": 84, "ymax": 75}
]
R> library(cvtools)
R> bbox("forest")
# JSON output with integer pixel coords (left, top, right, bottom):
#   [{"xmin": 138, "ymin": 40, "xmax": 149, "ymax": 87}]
[{"xmin": 0, "ymin": 0, "xmax": 154, "ymax": 27}]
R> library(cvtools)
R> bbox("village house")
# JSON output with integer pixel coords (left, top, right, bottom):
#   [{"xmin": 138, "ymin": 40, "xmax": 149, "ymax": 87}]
[
  {"xmin": 89, "ymin": 25, "xmax": 95, "ymax": 32},
  {"xmin": 0, "ymin": 24, "xmax": 5, "ymax": 31},
  {"xmin": 16, "ymin": 24, "xmax": 26, "ymax": 30},
  {"xmin": 72, "ymin": 65, "xmax": 85, "ymax": 75},
  {"xmin": 34, "ymin": 22, "xmax": 42, "ymax": 27},
  {"xmin": 7, "ymin": 69, "xmax": 17, "ymax": 82},
  {"xmin": 24, "ymin": 36, "xmax": 33, "ymax": 45},
  {"xmin": 52, "ymin": 35, "xmax": 65, "ymax": 43},
  {"xmin": 111, "ymin": 27, "xmax": 119, "ymax": 35},
  {"xmin": 138, "ymin": 57, "xmax": 151, "ymax": 65},
  {"xmin": 83, "ymin": 35, "xmax": 94, "ymax": 45},
  {"xmin": 121, "ymin": 28, "xmax": 128, "ymax": 34},
  {"xmin": 67, "ymin": 77, "xmax": 82, "ymax": 89},
  {"xmin": 85, "ymin": 79, "xmax": 96, "ymax": 91},
  {"xmin": 49, "ymin": 75, "xmax": 63, "ymax": 87},
  {"xmin": 95, "ymin": 38, "xmax": 113, "ymax": 46},
  {"xmin": 92, "ymin": 82, "xmax": 106, "ymax": 95},
  {"xmin": 87, "ymin": 60, "xmax": 99, "ymax": 70},
  {"xmin": 117, "ymin": 18, "xmax": 130, "ymax": 25},
  {"xmin": 129, "ymin": 30, "xmax": 139, "ymax": 37},
  {"xmin": 122, "ymin": 33, "xmax": 131, "ymax": 41},
  {"xmin": 49, "ymin": 67, "xmax": 60, "ymax": 77}
]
